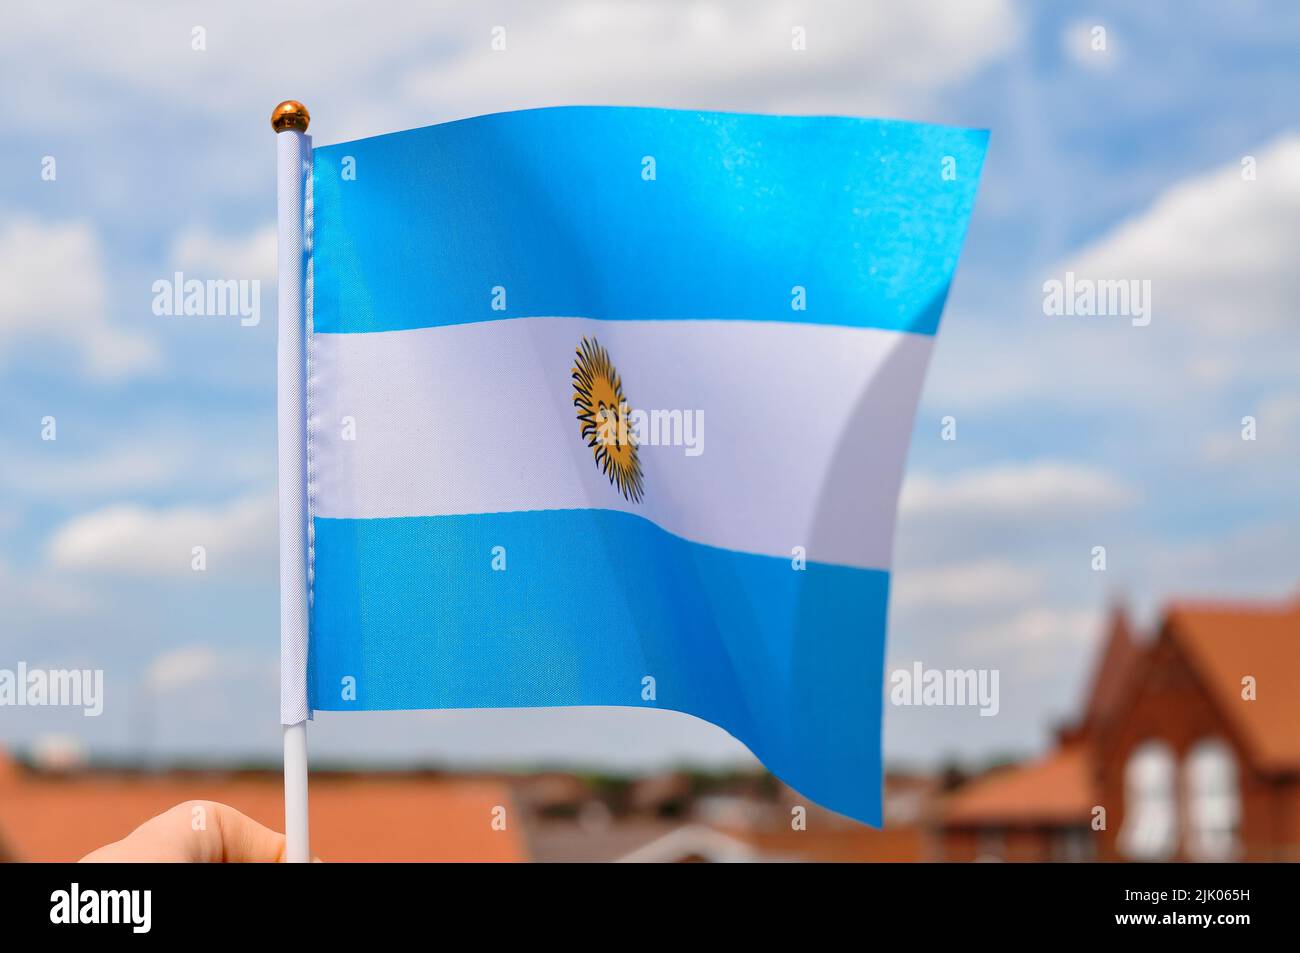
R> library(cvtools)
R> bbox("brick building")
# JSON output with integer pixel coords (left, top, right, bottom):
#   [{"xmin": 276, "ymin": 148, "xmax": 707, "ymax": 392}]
[{"xmin": 938, "ymin": 595, "xmax": 1300, "ymax": 861}]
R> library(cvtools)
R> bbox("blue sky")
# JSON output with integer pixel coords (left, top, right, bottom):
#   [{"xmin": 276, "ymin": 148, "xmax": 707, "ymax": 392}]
[{"xmin": 2, "ymin": 1, "xmax": 1297, "ymax": 774}]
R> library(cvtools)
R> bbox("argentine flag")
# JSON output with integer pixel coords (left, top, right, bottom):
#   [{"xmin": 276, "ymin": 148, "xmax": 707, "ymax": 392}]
[{"xmin": 287, "ymin": 106, "xmax": 986, "ymax": 825}]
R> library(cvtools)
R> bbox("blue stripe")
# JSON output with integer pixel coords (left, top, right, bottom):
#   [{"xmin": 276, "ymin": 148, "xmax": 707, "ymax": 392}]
[
  {"xmin": 312, "ymin": 106, "xmax": 986, "ymax": 337},
  {"xmin": 309, "ymin": 509, "xmax": 889, "ymax": 826}
]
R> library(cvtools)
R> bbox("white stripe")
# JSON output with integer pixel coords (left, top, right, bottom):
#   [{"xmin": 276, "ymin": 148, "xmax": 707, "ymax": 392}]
[{"xmin": 310, "ymin": 317, "xmax": 932, "ymax": 570}]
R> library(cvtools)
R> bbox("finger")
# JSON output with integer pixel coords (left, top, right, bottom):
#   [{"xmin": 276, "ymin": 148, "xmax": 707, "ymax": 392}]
[
  {"xmin": 203, "ymin": 802, "xmax": 288, "ymax": 863},
  {"xmin": 80, "ymin": 801, "xmax": 287, "ymax": 863}
]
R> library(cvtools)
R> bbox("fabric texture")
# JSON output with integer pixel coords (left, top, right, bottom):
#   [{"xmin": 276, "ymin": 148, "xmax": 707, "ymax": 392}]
[{"xmin": 303, "ymin": 106, "xmax": 987, "ymax": 824}]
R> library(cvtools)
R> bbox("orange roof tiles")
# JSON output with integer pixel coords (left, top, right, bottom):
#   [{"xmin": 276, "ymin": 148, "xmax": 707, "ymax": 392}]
[
  {"xmin": 941, "ymin": 743, "xmax": 1096, "ymax": 827},
  {"xmin": 0, "ymin": 771, "xmax": 526, "ymax": 862},
  {"xmin": 941, "ymin": 592, "xmax": 1300, "ymax": 827},
  {"xmin": 1166, "ymin": 598, "xmax": 1300, "ymax": 774}
]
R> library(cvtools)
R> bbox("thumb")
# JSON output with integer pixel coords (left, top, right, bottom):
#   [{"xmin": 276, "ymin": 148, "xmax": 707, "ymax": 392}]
[{"xmin": 80, "ymin": 801, "xmax": 291, "ymax": 863}]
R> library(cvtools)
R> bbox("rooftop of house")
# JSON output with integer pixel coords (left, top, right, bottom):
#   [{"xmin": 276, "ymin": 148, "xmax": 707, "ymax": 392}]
[
  {"xmin": 1165, "ymin": 598, "xmax": 1300, "ymax": 774},
  {"xmin": 941, "ymin": 741, "xmax": 1096, "ymax": 828},
  {"xmin": 939, "ymin": 591, "xmax": 1300, "ymax": 828},
  {"xmin": 0, "ymin": 755, "xmax": 937, "ymax": 862},
  {"xmin": 0, "ymin": 764, "xmax": 527, "ymax": 862}
]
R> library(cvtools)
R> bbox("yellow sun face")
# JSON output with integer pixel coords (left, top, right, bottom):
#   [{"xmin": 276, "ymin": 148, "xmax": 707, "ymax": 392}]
[{"xmin": 572, "ymin": 337, "xmax": 645, "ymax": 503}]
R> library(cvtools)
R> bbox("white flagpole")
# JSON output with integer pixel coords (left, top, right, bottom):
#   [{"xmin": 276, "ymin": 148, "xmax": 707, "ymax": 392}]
[
  {"xmin": 273, "ymin": 100, "xmax": 312, "ymax": 863},
  {"xmin": 283, "ymin": 721, "xmax": 309, "ymax": 862}
]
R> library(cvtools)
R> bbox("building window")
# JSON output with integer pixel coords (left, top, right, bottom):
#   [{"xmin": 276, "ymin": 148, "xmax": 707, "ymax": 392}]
[
  {"xmin": 1118, "ymin": 740, "xmax": 1177, "ymax": 860},
  {"xmin": 1184, "ymin": 738, "xmax": 1241, "ymax": 861}
]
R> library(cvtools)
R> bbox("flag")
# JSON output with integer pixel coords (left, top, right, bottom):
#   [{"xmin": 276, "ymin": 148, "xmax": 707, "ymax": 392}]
[{"xmin": 292, "ymin": 106, "xmax": 986, "ymax": 825}]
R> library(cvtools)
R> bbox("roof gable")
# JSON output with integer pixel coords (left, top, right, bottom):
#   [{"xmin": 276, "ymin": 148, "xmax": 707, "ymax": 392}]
[
  {"xmin": 1080, "ymin": 606, "xmax": 1145, "ymax": 735},
  {"xmin": 1165, "ymin": 599, "xmax": 1300, "ymax": 774}
]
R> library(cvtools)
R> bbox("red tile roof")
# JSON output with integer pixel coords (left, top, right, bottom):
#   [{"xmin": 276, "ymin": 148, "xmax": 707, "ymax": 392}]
[
  {"xmin": 940, "ymin": 742, "xmax": 1096, "ymax": 827},
  {"xmin": 1166, "ymin": 598, "xmax": 1300, "ymax": 774},
  {"xmin": 940, "ymin": 592, "xmax": 1300, "ymax": 827},
  {"xmin": 0, "ymin": 770, "xmax": 527, "ymax": 862}
]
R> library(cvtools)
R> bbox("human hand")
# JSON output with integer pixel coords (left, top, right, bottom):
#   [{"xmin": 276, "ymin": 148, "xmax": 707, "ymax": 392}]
[{"xmin": 79, "ymin": 800, "xmax": 297, "ymax": 863}]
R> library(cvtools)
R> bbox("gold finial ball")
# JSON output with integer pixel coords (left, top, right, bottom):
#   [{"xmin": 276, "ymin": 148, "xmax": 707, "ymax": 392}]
[{"xmin": 271, "ymin": 101, "xmax": 310, "ymax": 134}]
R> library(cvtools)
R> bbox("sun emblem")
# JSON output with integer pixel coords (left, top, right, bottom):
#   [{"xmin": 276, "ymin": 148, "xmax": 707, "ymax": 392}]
[{"xmin": 572, "ymin": 336, "xmax": 645, "ymax": 503}]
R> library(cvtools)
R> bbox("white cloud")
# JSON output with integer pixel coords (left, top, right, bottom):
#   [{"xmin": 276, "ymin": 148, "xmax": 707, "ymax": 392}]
[
  {"xmin": 0, "ymin": 219, "xmax": 158, "ymax": 379},
  {"xmin": 1064, "ymin": 135, "xmax": 1300, "ymax": 337},
  {"xmin": 402, "ymin": 1, "xmax": 1020, "ymax": 119},
  {"xmin": 0, "ymin": 2, "xmax": 1018, "ymax": 141},
  {"xmin": 927, "ymin": 135, "xmax": 1300, "ymax": 415},
  {"xmin": 0, "ymin": 427, "xmax": 274, "ymax": 503},
  {"xmin": 145, "ymin": 645, "xmax": 221, "ymax": 693},
  {"xmin": 2, "ymin": 445, "xmax": 185, "ymax": 498},
  {"xmin": 901, "ymin": 461, "xmax": 1136, "ymax": 521},
  {"xmin": 1200, "ymin": 391, "xmax": 1300, "ymax": 463},
  {"xmin": 893, "ymin": 559, "xmax": 1042, "ymax": 611},
  {"xmin": 171, "ymin": 223, "xmax": 277, "ymax": 285},
  {"xmin": 0, "ymin": 3, "xmax": 426, "ymax": 129},
  {"xmin": 46, "ymin": 494, "xmax": 275, "ymax": 576},
  {"xmin": 0, "ymin": 557, "xmax": 99, "ymax": 616},
  {"xmin": 965, "ymin": 607, "xmax": 1101, "ymax": 655},
  {"xmin": 1137, "ymin": 522, "xmax": 1300, "ymax": 607},
  {"xmin": 957, "ymin": 607, "xmax": 1104, "ymax": 680}
]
